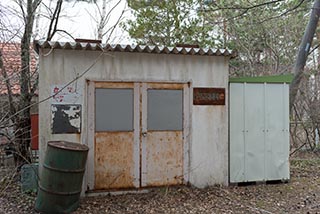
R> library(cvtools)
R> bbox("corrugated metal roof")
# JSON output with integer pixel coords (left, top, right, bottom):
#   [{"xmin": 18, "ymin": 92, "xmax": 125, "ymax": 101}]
[{"xmin": 34, "ymin": 40, "xmax": 236, "ymax": 57}]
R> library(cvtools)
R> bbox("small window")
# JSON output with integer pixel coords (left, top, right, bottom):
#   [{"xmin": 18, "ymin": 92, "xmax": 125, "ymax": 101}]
[
  {"xmin": 147, "ymin": 89, "xmax": 183, "ymax": 131},
  {"xmin": 95, "ymin": 88, "xmax": 133, "ymax": 131}
]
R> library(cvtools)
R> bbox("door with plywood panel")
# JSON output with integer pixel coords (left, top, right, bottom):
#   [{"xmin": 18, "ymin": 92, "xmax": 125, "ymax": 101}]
[
  {"xmin": 92, "ymin": 82, "xmax": 187, "ymax": 190},
  {"xmin": 141, "ymin": 83, "xmax": 185, "ymax": 187},
  {"xmin": 94, "ymin": 82, "xmax": 139, "ymax": 190}
]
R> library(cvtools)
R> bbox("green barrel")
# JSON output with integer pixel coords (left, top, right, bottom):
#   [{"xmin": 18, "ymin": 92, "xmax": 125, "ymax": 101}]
[{"xmin": 35, "ymin": 141, "xmax": 89, "ymax": 213}]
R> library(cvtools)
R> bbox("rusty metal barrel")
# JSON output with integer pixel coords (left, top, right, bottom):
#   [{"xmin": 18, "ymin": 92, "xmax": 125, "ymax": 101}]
[{"xmin": 35, "ymin": 141, "xmax": 89, "ymax": 213}]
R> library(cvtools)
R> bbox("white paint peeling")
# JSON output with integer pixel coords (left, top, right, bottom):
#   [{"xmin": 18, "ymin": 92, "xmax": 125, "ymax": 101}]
[{"xmin": 63, "ymin": 106, "xmax": 80, "ymax": 118}]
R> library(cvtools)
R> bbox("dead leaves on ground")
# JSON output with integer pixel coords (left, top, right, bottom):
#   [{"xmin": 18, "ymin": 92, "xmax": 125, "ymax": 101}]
[{"xmin": 1, "ymin": 155, "xmax": 320, "ymax": 214}]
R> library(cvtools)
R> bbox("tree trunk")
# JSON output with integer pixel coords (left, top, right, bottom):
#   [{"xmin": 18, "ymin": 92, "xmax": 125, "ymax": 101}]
[
  {"xmin": 15, "ymin": 0, "xmax": 37, "ymax": 167},
  {"xmin": 289, "ymin": 0, "xmax": 320, "ymax": 110}
]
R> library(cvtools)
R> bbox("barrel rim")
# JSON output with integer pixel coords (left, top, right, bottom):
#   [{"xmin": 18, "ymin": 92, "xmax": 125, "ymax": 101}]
[{"xmin": 48, "ymin": 141, "xmax": 89, "ymax": 151}]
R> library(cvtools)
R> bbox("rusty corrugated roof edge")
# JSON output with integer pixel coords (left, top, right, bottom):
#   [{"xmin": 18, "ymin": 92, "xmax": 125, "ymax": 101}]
[{"xmin": 34, "ymin": 40, "xmax": 236, "ymax": 57}]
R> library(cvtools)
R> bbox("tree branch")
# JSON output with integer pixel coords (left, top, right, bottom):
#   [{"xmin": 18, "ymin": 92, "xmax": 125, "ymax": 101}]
[
  {"xmin": 46, "ymin": 0, "xmax": 63, "ymax": 41},
  {"xmin": 202, "ymin": 0, "xmax": 285, "ymax": 12},
  {"xmin": 55, "ymin": 29, "xmax": 75, "ymax": 40}
]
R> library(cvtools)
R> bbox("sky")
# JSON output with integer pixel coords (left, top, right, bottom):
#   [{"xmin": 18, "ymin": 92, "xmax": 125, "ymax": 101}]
[{"xmin": 2, "ymin": 0, "xmax": 133, "ymax": 44}]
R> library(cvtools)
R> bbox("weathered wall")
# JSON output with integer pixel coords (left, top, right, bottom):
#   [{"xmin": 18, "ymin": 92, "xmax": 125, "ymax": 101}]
[{"xmin": 38, "ymin": 49, "xmax": 229, "ymax": 187}]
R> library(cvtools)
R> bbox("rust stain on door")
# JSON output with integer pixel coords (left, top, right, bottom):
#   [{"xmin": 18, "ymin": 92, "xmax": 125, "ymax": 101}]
[
  {"xmin": 95, "ymin": 132, "xmax": 135, "ymax": 189},
  {"xmin": 143, "ymin": 131, "xmax": 183, "ymax": 187}
]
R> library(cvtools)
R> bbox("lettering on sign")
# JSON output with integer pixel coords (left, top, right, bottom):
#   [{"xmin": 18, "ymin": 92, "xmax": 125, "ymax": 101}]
[{"xmin": 193, "ymin": 88, "xmax": 225, "ymax": 105}]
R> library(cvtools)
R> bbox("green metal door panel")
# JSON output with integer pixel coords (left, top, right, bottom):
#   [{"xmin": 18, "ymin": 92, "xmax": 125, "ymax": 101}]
[
  {"xmin": 244, "ymin": 84, "xmax": 265, "ymax": 182},
  {"xmin": 229, "ymin": 83, "xmax": 245, "ymax": 183},
  {"xmin": 265, "ymin": 84, "xmax": 290, "ymax": 180}
]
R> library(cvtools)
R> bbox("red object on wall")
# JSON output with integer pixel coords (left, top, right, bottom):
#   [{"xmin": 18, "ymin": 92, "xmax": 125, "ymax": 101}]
[{"xmin": 31, "ymin": 114, "xmax": 39, "ymax": 150}]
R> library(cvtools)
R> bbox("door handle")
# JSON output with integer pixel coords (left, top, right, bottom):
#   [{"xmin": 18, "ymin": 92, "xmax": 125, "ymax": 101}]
[{"xmin": 142, "ymin": 132, "xmax": 147, "ymax": 137}]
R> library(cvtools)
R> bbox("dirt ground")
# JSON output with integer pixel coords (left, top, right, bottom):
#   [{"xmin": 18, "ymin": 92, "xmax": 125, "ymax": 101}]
[{"xmin": 1, "ymin": 152, "xmax": 320, "ymax": 214}]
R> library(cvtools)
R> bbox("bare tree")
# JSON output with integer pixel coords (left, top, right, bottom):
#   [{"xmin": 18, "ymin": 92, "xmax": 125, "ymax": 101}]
[
  {"xmin": 86, "ymin": 0, "xmax": 125, "ymax": 42},
  {"xmin": 290, "ymin": 0, "xmax": 320, "ymax": 110},
  {"xmin": 0, "ymin": 0, "xmax": 41, "ymax": 167},
  {"xmin": 0, "ymin": 0, "xmax": 127, "ymax": 169}
]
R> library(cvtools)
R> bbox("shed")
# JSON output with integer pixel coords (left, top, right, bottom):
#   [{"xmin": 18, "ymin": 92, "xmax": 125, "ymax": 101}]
[
  {"xmin": 35, "ymin": 41, "xmax": 235, "ymax": 193},
  {"xmin": 229, "ymin": 75, "xmax": 292, "ymax": 183}
]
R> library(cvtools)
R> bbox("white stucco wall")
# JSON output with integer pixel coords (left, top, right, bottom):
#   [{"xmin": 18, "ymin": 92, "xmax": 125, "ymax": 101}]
[{"xmin": 38, "ymin": 48, "xmax": 229, "ymax": 188}]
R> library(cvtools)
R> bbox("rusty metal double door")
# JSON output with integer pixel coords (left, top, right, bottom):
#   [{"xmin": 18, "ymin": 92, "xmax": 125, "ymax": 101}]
[{"xmin": 93, "ymin": 82, "xmax": 188, "ymax": 190}]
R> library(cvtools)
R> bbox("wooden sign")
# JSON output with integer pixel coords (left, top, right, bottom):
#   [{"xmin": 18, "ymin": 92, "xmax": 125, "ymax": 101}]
[{"xmin": 193, "ymin": 88, "xmax": 225, "ymax": 105}]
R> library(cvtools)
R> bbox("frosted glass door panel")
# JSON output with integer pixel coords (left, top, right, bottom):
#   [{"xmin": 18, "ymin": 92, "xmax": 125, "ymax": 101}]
[
  {"xmin": 95, "ymin": 89, "xmax": 133, "ymax": 131},
  {"xmin": 147, "ymin": 89, "xmax": 183, "ymax": 131}
]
